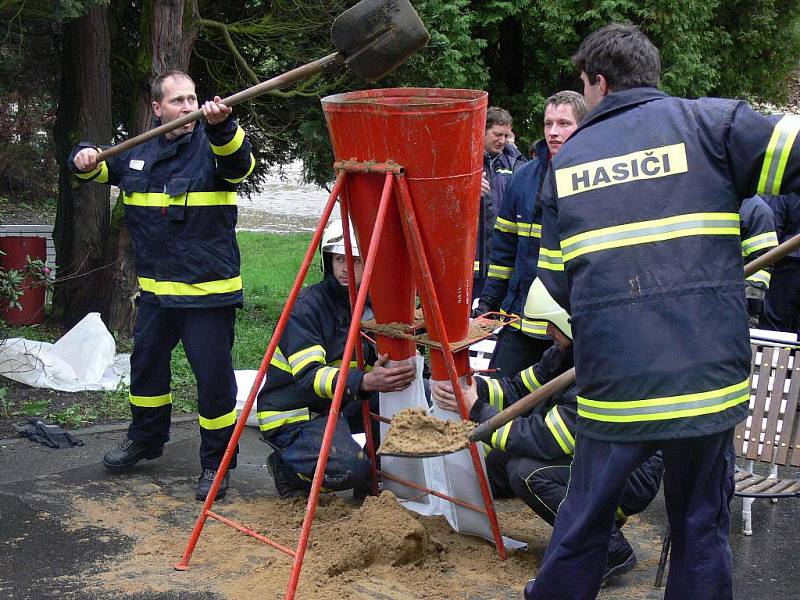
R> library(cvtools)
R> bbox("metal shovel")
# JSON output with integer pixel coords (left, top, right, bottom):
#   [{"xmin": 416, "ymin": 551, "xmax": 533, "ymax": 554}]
[
  {"xmin": 96, "ymin": 0, "xmax": 429, "ymax": 162},
  {"xmin": 381, "ymin": 230, "xmax": 800, "ymax": 458}
]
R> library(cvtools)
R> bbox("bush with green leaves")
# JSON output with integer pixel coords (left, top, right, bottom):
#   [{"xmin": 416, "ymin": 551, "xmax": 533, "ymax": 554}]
[{"xmin": 0, "ymin": 252, "xmax": 54, "ymax": 313}]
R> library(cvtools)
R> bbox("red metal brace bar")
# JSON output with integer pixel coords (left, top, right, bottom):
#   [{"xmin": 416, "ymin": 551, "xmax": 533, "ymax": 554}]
[
  {"xmin": 285, "ymin": 171, "xmax": 396, "ymax": 600},
  {"xmin": 174, "ymin": 171, "xmax": 345, "ymax": 571},
  {"xmin": 394, "ymin": 174, "xmax": 508, "ymax": 560}
]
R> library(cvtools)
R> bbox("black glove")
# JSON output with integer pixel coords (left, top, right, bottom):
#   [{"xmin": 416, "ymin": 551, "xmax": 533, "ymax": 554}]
[
  {"xmin": 471, "ymin": 297, "xmax": 498, "ymax": 318},
  {"xmin": 14, "ymin": 417, "xmax": 84, "ymax": 449}
]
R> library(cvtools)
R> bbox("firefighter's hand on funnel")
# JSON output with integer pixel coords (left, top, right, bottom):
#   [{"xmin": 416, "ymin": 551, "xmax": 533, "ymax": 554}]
[
  {"xmin": 432, "ymin": 380, "xmax": 478, "ymax": 415},
  {"xmin": 360, "ymin": 354, "xmax": 416, "ymax": 393}
]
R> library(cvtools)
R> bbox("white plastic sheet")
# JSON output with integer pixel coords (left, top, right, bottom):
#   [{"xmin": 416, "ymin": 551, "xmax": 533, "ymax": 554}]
[{"xmin": 0, "ymin": 312, "xmax": 130, "ymax": 392}]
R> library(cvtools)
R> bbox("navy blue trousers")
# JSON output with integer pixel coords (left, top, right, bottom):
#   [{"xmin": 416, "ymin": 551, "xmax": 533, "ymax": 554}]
[
  {"xmin": 761, "ymin": 259, "xmax": 800, "ymax": 334},
  {"xmin": 525, "ymin": 428, "xmax": 735, "ymax": 600},
  {"xmin": 128, "ymin": 301, "xmax": 238, "ymax": 470}
]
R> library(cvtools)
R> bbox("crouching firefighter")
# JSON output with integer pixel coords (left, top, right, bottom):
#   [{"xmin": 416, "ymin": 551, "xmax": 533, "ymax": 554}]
[
  {"xmin": 256, "ymin": 220, "xmax": 417, "ymax": 499},
  {"xmin": 433, "ymin": 279, "xmax": 664, "ymax": 582}
]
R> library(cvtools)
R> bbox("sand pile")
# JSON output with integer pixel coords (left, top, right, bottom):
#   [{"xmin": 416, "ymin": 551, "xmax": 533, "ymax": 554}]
[{"xmin": 379, "ymin": 407, "xmax": 475, "ymax": 456}]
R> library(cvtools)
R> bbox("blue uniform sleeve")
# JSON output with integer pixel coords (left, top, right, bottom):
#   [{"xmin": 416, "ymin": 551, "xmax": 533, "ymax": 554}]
[
  {"xmin": 536, "ymin": 169, "xmax": 570, "ymax": 312},
  {"xmin": 482, "ymin": 171, "xmax": 523, "ymax": 306},
  {"xmin": 205, "ymin": 117, "xmax": 255, "ymax": 184},
  {"xmin": 740, "ymin": 196, "xmax": 778, "ymax": 287},
  {"xmin": 68, "ymin": 142, "xmax": 125, "ymax": 186}
]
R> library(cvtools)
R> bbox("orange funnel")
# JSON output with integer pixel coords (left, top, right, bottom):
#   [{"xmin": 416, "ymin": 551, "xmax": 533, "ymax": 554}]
[{"xmin": 322, "ymin": 88, "xmax": 487, "ymax": 377}]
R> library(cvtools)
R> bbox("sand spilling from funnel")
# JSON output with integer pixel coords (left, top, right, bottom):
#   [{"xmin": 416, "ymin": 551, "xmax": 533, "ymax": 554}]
[{"xmin": 379, "ymin": 407, "xmax": 476, "ymax": 455}]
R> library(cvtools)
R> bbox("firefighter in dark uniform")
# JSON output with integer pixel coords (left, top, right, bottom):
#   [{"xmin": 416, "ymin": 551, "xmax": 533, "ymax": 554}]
[
  {"xmin": 740, "ymin": 195, "xmax": 778, "ymax": 325},
  {"xmin": 435, "ymin": 279, "xmax": 664, "ymax": 582},
  {"xmin": 761, "ymin": 193, "xmax": 800, "ymax": 333},
  {"xmin": 256, "ymin": 220, "xmax": 417, "ymax": 499},
  {"xmin": 70, "ymin": 70, "xmax": 255, "ymax": 501},
  {"xmin": 530, "ymin": 24, "xmax": 800, "ymax": 600},
  {"xmin": 477, "ymin": 92, "xmax": 587, "ymax": 376}
]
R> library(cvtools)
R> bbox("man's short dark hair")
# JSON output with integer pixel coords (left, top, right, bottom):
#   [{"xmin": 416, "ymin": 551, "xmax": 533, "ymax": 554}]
[
  {"xmin": 545, "ymin": 90, "xmax": 588, "ymax": 124},
  {"xmin": 572, "ymin": 23, "xmax": 660, "ymax": 91},
  {"xmin": 151, "ymin": 70, "xmax": 195, "ymax": 102},
  {"xmin": 485, "ymin": 106, "xmax": 513, "ymax": 130}
]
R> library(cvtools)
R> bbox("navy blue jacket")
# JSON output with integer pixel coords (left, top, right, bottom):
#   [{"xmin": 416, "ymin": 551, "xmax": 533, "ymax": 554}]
[
  {"xmin": 256, "ymin": 274, "xmax": 378, "ymax": 439},
  {"xmin": 764, "ymin": 193, "xmax": 800, "ymax": 260},
  {"xmin": 740, "ymin": 195, "xmax": 778, "ymax": 288},
  {"xmin": 474, "ymin": 144, "xmax": 526, "ymax": 280},
  {"xmin": 70, "ymin": 118, "xmax": 254, "ymax": 308},
  {"xmin": 537, "ymin": 87, "xmax": 800, "ymax": 442},
  {"xmin": 482, "ymin": 139, "xmax": 550, "ymax": 337}
]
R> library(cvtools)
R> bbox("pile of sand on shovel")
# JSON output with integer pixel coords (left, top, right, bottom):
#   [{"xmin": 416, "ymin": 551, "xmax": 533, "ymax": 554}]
[{"xmin": 379, "ymin": 407, "xmax": 476, "ymax": 456}]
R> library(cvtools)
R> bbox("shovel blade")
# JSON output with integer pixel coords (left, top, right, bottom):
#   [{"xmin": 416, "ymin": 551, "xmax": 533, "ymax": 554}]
[{"xmin": 331, "ymin": 0, "xmax": 430, "ymax": 81}]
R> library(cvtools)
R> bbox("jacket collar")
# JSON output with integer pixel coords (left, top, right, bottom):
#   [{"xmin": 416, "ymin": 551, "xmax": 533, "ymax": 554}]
[
  {"xmin": 577, "ymin": 87, "xmax": 669, "ymax": 133},
  {"xmin": 532, "ymin": 138, "xmax": 550, "ymax": 163}
]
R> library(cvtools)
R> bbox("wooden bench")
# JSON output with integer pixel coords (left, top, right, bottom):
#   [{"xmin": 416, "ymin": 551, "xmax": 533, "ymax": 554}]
[{"xmin": 655, "ymin": 342, "xmax": 800, "ymax": 586}]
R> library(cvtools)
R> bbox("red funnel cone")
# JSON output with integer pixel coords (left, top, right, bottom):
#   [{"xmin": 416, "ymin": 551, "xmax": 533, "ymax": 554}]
[{"xmin": 322, "ymin": 88, "xmax": 487, "ymax": 377}]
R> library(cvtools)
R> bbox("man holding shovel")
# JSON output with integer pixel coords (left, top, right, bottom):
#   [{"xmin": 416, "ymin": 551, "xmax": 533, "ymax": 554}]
[
  {"xmin": 530, "ymin": 23, "xmax": 800, "ymax": 599},
  {"xmin": 69, "ymin": 69, "xmax": 254, "ymax": 501}
]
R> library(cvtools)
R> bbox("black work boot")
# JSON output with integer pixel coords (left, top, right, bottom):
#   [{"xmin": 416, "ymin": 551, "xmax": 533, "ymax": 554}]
[
  {"xmin": 103, "ymin": 438, "xmax": 164, "ymax": 472},
  {"xmin": 267, "ymin": 452, "xmax": 305, "ymax": 499},
  {"xmin": 196, "ymin": 468, "xmax": 230, "ymax": 501},
  {"xmin": 603, "ymin": 528, "xmax": 637, "ymax": 583}
]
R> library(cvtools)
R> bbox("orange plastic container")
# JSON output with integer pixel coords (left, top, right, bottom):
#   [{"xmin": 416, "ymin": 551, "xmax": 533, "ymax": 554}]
[
  {"xmin": 1, "ymin": 236, "xmax": 46, "ymax": 326},
  {"xmin": 322, "ymin": 88, "xmax": 487, "ymax": 377}
]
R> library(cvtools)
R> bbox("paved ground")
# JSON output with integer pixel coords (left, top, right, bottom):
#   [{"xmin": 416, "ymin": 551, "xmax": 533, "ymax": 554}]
[{"xmin": 0, "ymin": 419, "xmax": 798, "ymax": 599}]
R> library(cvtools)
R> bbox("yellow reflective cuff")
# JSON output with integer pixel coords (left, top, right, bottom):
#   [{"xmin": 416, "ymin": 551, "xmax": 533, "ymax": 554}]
[
  {"xmin": 129, "ymin": 392, "xmax": 172, "ymax": 408},
  {"xmin": 561, "ymin": 212, "xmax": 740, "ymax": 262},
  {"xmin": 741, "ymin": 231, "xmax": 779, "ymax": 256},
  {"xmin": 224, "ymin": 154, "xmax": 256, "ymax": 185},
  {"xmin": 494, "ymin": 217, "xmax": 516, "ymax": 234},
  {"xmin": 257, "ymin": 408, "xmax": 311, "ymax": 431},
  {"xmin": 545, "ymin": 405, "xmax": 575, "ymax": 455},
  {"xmin": 480, "ymin": 376, "xmax": 504, "ymax": 411},
  {"xmin": 491, "ymin": 421, "xmax": 513, "ymax": 450},
  {"xmin": 746, "ymin": 270, "xmax": 771, "ymax": 287},
  {"xmin": 313, "ymin": 366, "xmax": 339, "ymax": 399},
  {"xmin": 288, "ymin": 345, "xmax": 327, "ymax": 374},
  {"xmin": 578, "ymin": 379, "xmax": 750, "ymax": 423},
  {"xmin": 537, "ymin": 247, "xmax": 564, "ymax": 271},
  {"xmin": 517, "ymin": 222, "xmax": 541, "ymax": 238},
  {"xmin": 270, "ymin": 348, "xmax": 292, "ymax": 373},
  {"xmin": 199, "ymin": 409, "xmax": 237, "ymax": 430},
  {"xmin": 75, "ymin": 160, "xmax": 109, "ymax": 183},
  {"xmin": 758, "ymin": 114, "xmax": 800, "ymax": 196},
  {"xmin": 138, "ymin": 275, "xmax": 242, "ymax": 296},
  {"xmin": 211, "ymin": 125, "xmax": 246, "ymax": 156},
  {"xmin": 520, "ymin": 366, "xmax": 542, "ymax": 393},
  {"xmin": 487, "ymin": 264, "xmax": 513, "ymax": 279},
  {"xmin": 474, "ymin": 260, "xmax": 480, "ymax": 272}
]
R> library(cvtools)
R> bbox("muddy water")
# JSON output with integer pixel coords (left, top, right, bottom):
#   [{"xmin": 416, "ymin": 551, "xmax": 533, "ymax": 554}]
[{"xmin": 238, "ymin": 161, "xmax": 330, "ymax": 232}]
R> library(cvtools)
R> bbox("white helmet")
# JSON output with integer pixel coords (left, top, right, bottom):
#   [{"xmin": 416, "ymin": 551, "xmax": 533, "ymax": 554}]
[
  {"xmin": 524, "ymin": 278, "xmax": 572, "ymax": 339},
  {"xmin": 320, "ymin": 219, "xmax": 360, "ymax": 257}
]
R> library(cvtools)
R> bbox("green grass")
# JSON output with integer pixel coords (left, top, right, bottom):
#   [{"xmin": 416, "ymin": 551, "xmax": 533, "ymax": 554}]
[{"xmin": 0, "ymin": 231, "xmax": 319, "ymax": 421}]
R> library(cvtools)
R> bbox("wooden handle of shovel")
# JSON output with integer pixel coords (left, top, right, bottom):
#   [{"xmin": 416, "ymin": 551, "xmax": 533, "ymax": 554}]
[{"xmin": 468, "ymin": 231, "xmax": 800, "ymax": 444}]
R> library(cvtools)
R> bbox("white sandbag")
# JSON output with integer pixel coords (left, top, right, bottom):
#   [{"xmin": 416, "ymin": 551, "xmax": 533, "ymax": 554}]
[{"xmin": 234, "ymin": 369, "xmax": 265, "ymax": 427}]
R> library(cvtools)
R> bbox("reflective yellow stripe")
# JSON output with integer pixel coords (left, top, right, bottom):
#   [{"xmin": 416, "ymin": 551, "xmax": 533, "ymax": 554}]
[
  {"xmin": 578, "ymin": 379, "xmax": 750, "ymax": 423},
  {"xmin": 520, "ymin": 366, "xmax": 542, "ymax": 393},
  {"xmin": 758, "ymin": 114, "xmax": 800, "ymax": 195},
  {"xmin": 517, "ymin": 222, "xmax": 541, "ymax": 238},
  {"xmin": 313, "ymin": 366, "xmax": 339, "ymax": 399},
  {"xmin": 129, "ymin": 392, "xmax": 172, "ymax": 408},
  {"xmin": 270, "ymin": 348, "xmax": 292, "ymax": 373},
  {"xmin": 494, "ymin": 217, "xmax": 516, "ymax": 234},
  {"xmin": 478, "ymin": 376, "xmax": 504, "ymax": 411},
  {"xmin": 199, "ymin": 409, "xmax": 237, "ymax": 430},
  {"xmin": 491, "ymin": 421, "xmax": 513, "ymax": 450},
  {"xmin": 545, "ymin": 405, "xmax": 575, "ymax": 454},
  {"xmin": 288, "ymin": 345, "xmax": 326, "ymax": 374},
  {"xmin": 741, "ymin": 231, "xmax": 778, "ymax": 256},
  {"xmin": 224, "ymin": 153, "xmax": 256, "ymax": 184},
  {"xmin": 211, "ymin": 125, "xmax": 246, "ymax": 156},
  {"xmin": 746, "ymin": 270, "xmax": 771, "ymax": 287},
  {"xmin": 257, "ymin": 408, "xmax": 311, "ymax": 431},
  {"xmin": 537, "ymin": 247, "xmax": 564, "ymax": 271},
  {"xmin": 487, "ymin": 264, "xmax": 512, "ymax": 279},
  {"xmin": 138, "ymin": 275, "xmax": 242, "ymax": 297},
  {"xmin": 123, "ymin": 191, "xmax": 237, "ymax": 207},
  {"xmin": 474, "ymin": 260, "xmax": 480, "ymax": 271},
  {"xmin": 75, "ymin": 160, "xmax": 109, "ymax": 183},
  {"xmin": 561, "ymin": 212, "xmax": 740, "ymax": 262}
]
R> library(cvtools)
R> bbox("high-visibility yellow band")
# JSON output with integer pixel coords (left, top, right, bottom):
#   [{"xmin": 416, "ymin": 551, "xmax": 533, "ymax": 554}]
[
  {"xmin": 746, "ymin": 270, "xmax": 771, "ymax": 287},
  {"xmin": 474, "ymin": 260, "xmax": 480, "ymax": 272},
  {"xmin": 561, "ymin": 212, "xmax": 740, "ymax": 262},
  {"xmin": 537, "ymin": 247, "xmax": 564, "ymax": 271},
  {"xmin": 199, "ymin": 409, "xmax": 237, "ymax": 430},
  {"xmin": 487, "ymin": 264, "xmax": 512, "ymax": 280},
  {"xmin": 313, "ymin": 366, "xmax": 339, "ymax": 399},
  {"xmin": 741, "ymin": 231, "xmax": 779, "ymax": 256},
  {"xmin": 224, "ymin": 154, "xmax": 256, "ymax": 185},
  {"xmin": 545, "ymin": 405, "xmax": 575, "ymax": 454},
  {"xmin": 517, "ymin": 222, "xmax": 541, "ymax": 238},
  {"xmin": 75, "ymin": 160, "xmax": 109, "ymax": 183},
  {"xmin": 578, "ymin": 379, "xmax": 750, "ymax": 423},
  {"xmin": 129, "ymin": 392, "xmax": 172, "ymax": 408},
  {"xmin": 270, "ymin": 348, "xmax": 292, "ymax": 373},
  {"xmin": 495, "ymin": 217, "xmax": 516, "ymax": 234},
  {"xmin": 288, "ymin": 345, "xmax": 326, "ymax": 375},
  {"xmin": 124, "ymin": 191, "xmax": 237, "ymax": 207},
  {"xmin": 758, "ymin": 114, "xmax": 800, "ymax": 196},
  {"xmin": 520, "ymin": 365, "xmax": 542, "ymax": 393},
  {"xmin": 257, "ymin": 408, "xmax": 311, "ymax": 431},
  {"xmin": 491, "ymin": 421, "xmax": 513, "ymax": 450},
  {"xmin": 138, "ymin": 275, "xmax": 242, "ymax": 297},
  {"xmin": 210, "ymin": 125, "xmax": 246, "ymax": 156},
  {"xmin": 481, "ymin": 377, "xmax": 504, "ymax": 411}
]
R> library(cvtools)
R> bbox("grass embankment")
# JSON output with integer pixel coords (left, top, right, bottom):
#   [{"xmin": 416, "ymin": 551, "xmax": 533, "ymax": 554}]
[{"xmin": 0, "ymin": 231, "xmax": 318, "ymax": 427}]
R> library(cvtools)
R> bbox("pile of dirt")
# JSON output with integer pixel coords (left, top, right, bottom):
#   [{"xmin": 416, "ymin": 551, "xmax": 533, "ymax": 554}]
[
  {"xmin": 65, "ymin": 482, "xmax": 549, "ymax": 600},
  {"xmin": 379, "ymin": 407, "xmax": 475, "ymax": 456}
]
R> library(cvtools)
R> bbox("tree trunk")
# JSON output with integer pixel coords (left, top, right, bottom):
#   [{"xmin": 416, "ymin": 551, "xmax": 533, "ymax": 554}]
[
  {"xmin": 103, "ymin": 0, "xmax": 199, "ymax": 336},
  {"xmin": 53, "ymin": 6, "xmax": 113, "ymax": 330}
]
